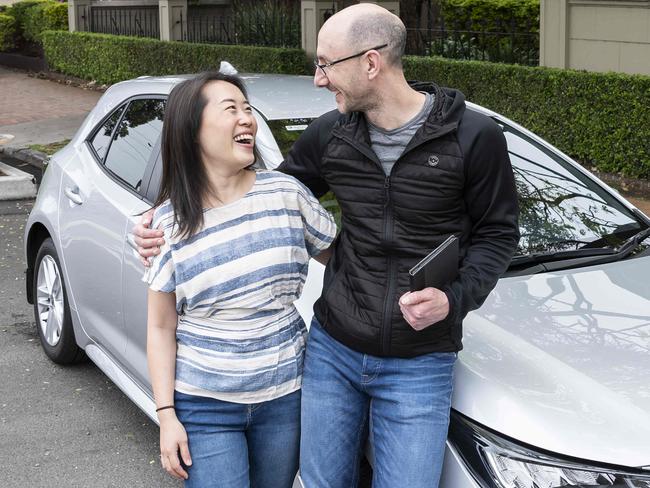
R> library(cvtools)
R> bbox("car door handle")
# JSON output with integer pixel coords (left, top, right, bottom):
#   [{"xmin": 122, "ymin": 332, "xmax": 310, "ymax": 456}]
[{"xmin": 64, "ymin": 186, "xmax": 83, "ymax": 205}]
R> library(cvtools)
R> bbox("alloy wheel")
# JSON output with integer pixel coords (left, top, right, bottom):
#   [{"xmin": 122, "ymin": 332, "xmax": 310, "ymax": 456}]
[{"xmin": 36, "ymin": 255, "xmax": 65, "ymax": 346}]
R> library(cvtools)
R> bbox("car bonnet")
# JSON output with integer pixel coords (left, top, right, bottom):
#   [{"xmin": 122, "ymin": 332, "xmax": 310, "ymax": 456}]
[{"xmin": 452, "ymin": 255, "xmax": 650, "ymax": 468}]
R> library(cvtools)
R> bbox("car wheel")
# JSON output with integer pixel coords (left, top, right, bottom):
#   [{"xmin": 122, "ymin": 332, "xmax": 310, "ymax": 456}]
[{"xmin": 33, "ymin": 238, "xmax": 85, "ymax": 364}]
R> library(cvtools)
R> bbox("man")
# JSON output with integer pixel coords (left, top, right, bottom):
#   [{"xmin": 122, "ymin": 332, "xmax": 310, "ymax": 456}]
[{"xmin": 136, "ymin": 4, "xmax": 519, "ymax": 487}]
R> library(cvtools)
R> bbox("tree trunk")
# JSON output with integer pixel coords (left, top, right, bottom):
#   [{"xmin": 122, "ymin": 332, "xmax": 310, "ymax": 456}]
[{"xmin": 400, "ymin": 0, "xmax": 443, "ymax": 55}]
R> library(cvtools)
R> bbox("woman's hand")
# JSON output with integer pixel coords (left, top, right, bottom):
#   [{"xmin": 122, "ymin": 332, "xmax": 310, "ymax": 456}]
[{"xmin": 159, "ymin": 411, "xmax": 192, "ymax": 480}]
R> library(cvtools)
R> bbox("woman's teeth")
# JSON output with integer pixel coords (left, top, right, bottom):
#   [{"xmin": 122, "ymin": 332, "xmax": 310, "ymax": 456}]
[{"xmin": 234, "ymin": 134, "xmax": 253, "ymax": 144}]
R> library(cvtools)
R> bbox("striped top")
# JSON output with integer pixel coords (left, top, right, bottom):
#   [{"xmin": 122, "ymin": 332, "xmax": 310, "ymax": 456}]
[{"xmin": 143, "ymin": 170, "xmax": 336, "ymax": 404}]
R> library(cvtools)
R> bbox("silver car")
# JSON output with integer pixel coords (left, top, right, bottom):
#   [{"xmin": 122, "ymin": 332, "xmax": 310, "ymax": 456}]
[{"xmin": 24, "ymin": 71, "xmax": 650, "ymax": 487}]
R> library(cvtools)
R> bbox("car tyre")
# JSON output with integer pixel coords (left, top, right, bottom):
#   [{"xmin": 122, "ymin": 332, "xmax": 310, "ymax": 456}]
[{"xmin": 33, "ymin": 238, "xmax": 86, "ymax": 364}]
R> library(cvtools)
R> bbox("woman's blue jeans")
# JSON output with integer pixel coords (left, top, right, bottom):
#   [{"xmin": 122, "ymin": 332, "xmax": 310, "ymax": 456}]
[
  {"xmin": 300, "ymin": 319, "xmax": 456, "ymax": 488},
  {"xmin": 174, "ymin": 389, "xmax": 300, "ymax": 488}
]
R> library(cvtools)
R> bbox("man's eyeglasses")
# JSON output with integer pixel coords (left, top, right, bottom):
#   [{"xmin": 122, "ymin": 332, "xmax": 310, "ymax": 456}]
[{"xmin": 314, "ymin": 44, "xmax": 388, "ymax": 76}]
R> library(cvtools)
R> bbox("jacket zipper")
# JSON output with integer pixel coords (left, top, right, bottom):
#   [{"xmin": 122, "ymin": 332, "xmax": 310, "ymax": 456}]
[
  {"xmin": 381, "ymin": 175, "xmax": 395, "ymax": 355},
  {"xmin": 333, "ymin": 132, "xmax": 398, "ymax": 355},
  {"xmin": 332, "ymin": 127, "xmax": 457, "ymax": 355}
]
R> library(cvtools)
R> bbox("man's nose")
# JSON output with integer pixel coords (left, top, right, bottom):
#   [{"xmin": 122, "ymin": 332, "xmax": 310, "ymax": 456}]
[{"xmin": 314, "ymin": 67, "xmax": 328, "ymax": 87}]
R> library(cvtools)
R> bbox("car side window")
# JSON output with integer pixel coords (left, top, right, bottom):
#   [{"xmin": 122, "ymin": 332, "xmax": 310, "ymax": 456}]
[
  {"xmin": 91, "ymin": 106, "xmax": 125, "ymax": 161},
  {"xmin": 102, "ymin": 98, "xmax": 165, "ymax": 191}
]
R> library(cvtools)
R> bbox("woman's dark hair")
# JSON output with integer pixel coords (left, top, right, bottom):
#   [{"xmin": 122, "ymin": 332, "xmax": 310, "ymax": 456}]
[{"xmin": 153, "ymin": 71, "xmax": 256, "ymax": 239}]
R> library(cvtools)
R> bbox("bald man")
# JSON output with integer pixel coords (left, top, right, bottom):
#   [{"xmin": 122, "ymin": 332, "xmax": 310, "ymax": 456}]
[
  {"xmin": 280, "ymin": 5, "xmax": 518, "ymax": 487},
  {"xmin": 135, "ymin": 4, "xmax": 519, "ymax": 487}
]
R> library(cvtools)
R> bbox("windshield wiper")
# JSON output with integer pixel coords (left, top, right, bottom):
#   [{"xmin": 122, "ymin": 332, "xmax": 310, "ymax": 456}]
[
  {"xmin": 612, "ymin": 225, "xmax": 650, "ymax": 260},
  {"xmin": 510, "ymin": 247, "xmax": 615, "ymax": 268},
  {"xmin": 509, "ymin": 226, "xmax": 650, "ymax": 271}
]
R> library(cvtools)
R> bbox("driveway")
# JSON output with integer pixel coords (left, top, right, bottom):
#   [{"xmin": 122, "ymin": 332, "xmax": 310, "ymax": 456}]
[
  {"xmin": 0, "ymin": 66, "xmax": 101, "ymax": 148},
  {"xmin": 0, "ymin": 198, "xmax": 180, "ymax": 487}
]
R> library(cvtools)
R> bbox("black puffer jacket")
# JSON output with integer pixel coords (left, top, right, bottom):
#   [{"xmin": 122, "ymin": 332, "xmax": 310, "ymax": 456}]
[{"xmin": 279, "ymin": 83, "xmax": 520, "ymax": 357}]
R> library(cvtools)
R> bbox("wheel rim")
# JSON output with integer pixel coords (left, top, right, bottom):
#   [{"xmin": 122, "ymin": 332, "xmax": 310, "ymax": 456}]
[{"xmin": 36, "ymin": 255, "xmax": 65, "ymax": 346}]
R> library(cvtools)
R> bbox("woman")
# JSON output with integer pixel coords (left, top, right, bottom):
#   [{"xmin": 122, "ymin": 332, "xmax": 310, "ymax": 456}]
[{"xmin": 143, "ymin": 71, "xmax": 336, "ymax": 487}]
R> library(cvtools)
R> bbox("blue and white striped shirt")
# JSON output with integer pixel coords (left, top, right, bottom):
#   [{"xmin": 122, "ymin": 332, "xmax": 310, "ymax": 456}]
[{"xmin": 143, "ymin": 170, "xmax": 336, "ymax": 403}]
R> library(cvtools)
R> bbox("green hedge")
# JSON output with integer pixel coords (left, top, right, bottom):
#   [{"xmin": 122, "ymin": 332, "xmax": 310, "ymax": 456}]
[
  {"xmin": 442, "ymin": 0, "xmax": 539, "ymax": 29},
  {"xmin": 0, "ymin": 13, "xmax": 16, "ymax": 51},
  {"xmin": 41, "ymin": 30, "xmax": 650, "ymax": 179},
  {"xmin": 3, "ymin": 0, "xmax": 67, "ymax": 47},
  {"xmin": 439, "ymin": 0, "xmax": 539, "ymax": 64},
  {"xmin": 404, "ymin": 56, "xmax": 650, "ymax": 179},
  {"xmin": 6, "ymin": 0, "xmax": 47, "ymax": 25},
  {"xmin": 23, "ymin": 1, "xmax": 67, "ymax": 43},
  {"xmin": 42, "ymin": 31, "xmax": 308, "ymax": 84},
  {"xmin": 6, "ymin": 0, "xmax": 45, "ymax": 42}
]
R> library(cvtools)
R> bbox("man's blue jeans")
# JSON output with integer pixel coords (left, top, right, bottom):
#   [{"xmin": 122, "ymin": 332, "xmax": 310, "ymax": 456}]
[
  {"xmin": 174, "ymin": 389, "xmax": 300, "ymax": 488},
  {"xmin": 300, "ymin": 319, "xmax": 456, "ymax": 488}
]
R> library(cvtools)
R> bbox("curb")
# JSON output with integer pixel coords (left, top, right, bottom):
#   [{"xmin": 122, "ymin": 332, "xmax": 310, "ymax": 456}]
[
  {"xmin": 0, "ymin": 146, "xmax": 47, "ymax": 171},
  {"xmin": 0, "ymin": 160, "xmax": 37, "ymax": 200}
]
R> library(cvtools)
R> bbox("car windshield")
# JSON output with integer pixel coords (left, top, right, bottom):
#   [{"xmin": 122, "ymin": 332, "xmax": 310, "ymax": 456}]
[
  {"xmin": 264, "ymin": 115, "xmax": 649, "ymax": 264},
  {"xmin": 505, "ymin": 125, "xmax": 649, "ymax": 257}
]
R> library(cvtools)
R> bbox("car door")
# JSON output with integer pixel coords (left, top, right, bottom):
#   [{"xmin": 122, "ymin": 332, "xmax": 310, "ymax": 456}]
[
  {"xmin": 122, "ymin": 145, "xmax": 162, "ymax": 390},
  {"xmin": 58, "ymin": 97, "xmax": 164, "ymax": 366}
]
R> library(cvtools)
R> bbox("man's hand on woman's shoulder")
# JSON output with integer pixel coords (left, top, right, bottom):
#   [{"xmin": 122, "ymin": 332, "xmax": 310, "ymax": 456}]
[{"xmin": 133, "ymin": 208, "xmax": 166, "ymax": 266}]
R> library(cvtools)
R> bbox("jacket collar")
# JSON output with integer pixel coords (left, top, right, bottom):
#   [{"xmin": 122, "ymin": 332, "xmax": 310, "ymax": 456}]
[{"xmin": 331, "ymin": 82, "xmax": 466, "ymax": 149}]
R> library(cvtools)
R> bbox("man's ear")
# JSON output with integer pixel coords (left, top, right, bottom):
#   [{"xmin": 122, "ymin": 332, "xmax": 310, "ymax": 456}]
[{"xmin": 366, "ymin": 50, "xmax": 382, "ymax": 80}]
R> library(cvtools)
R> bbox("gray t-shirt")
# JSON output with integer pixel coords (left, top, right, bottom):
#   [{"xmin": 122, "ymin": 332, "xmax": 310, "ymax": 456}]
[{"xmin": 367, "ymin": 92, "xmax": 434, "ymax": 175}]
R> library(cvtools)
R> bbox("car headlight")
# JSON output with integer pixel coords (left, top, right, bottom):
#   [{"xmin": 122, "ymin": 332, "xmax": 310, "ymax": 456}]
[{"xmin": 448, "ymin": 411, "xmax": 650, "ymax": 488}]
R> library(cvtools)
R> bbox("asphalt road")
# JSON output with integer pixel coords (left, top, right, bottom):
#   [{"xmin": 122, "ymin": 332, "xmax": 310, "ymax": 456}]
[{"xmin": 0, "ymin": 199, "xmax": 181, "ymax": 488}]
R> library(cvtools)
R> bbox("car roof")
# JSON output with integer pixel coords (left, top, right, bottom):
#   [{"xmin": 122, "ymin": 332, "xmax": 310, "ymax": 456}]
[
  {"xmin": 104, "ymin": 70, "xmax": 500, "ymax": 121},
  {"xmin": 105, "ymin": 73, "xmax": 337, "ymax": 121}
]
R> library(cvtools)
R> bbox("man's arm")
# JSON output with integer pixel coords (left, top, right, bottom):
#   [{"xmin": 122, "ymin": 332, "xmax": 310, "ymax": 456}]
[
  {"xmin": 277, "ymin": 109, "xmax": 340, "ymax": 197},
  {"xmin": 280, "ymin": 111, "xmax": 340, "ymax": 267},
  {"xmin": 443, "ymin": 114, "xmax": 520, "ymax": 325},
  {"xmin": 400, "ymin": 113, "xmax": 520, "ymax": 330}
]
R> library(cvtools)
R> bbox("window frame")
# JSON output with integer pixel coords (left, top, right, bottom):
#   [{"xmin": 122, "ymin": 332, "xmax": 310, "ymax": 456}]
[
  {"xmin": 142, "ymin": 147, "xmax": 162, "ymax": 205},
  {"xmin": 86, "ymin": 94, "xmax": 167, "ymax": 200}
]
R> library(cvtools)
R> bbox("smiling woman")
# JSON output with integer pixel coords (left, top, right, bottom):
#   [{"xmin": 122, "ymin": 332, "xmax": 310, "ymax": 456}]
[{"xmin": 141, "ymin": 71, "xmax": 337, "ymax": 487}]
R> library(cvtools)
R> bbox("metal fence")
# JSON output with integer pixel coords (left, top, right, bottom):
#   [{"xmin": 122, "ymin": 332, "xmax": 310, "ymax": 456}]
[
  {"xmin": 86, "ymin": 3, "xmax": 537, "ymax": 65},
  {"xmin": 184, "ymin": 5, "xmax": 300, "ymax": 48},
  {"xmin": 405, "ymin": 13, "xmax": 539, "ymax": 66},
  {"xmin": 90, "ymin": 6, "xmax": 159, "ymax": 39},
  {"xmin": 185, "ymin": 8, "xmax": 235, "ymax": 45}
]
